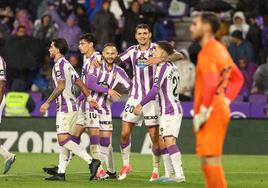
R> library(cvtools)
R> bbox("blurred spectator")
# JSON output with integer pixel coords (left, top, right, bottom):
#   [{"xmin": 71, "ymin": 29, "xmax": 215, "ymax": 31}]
[
  {"xmin": 0, "ymin": 6, "xmax": 14, "ymax": 34},
  {"xmin": 229, "ymin": 11, "xmax": 249, "ymax": 39},
  {"xmin": 5, "ymin": 79, "xmax": 35, "ymax": 117},
  {"xmin": 175, "ymin": 49, "xmax": 195, "ymax": 101},
  {"xmin": 246, "ymin": 15, "xmax": 262, "ymax": 61},
  {"xmin": 68, "ymin": 53, "xmax": 82, "ymax": 76},
  {"xmin": 50, "ymin": 6, "xmax": 82, "ymax": 51},
  {"xmin": 12, "ymin": 9, "xmax": 33, "ymax": 36},
  {"xmin": 228, "ymin": 30, "xmax": 254, "ymax": 65},
  {"xmin": 33, "ymin": 12, "xmax": 57, "ymax": 45},
  {"xmin": 256, "ymin": 16, "xmax": 268, "ymax": 65},
  {"xmin": 92, "ymin": 0, "xmax": 117, "ymax": 50},
  {"xmin": 238, "ymin": 57, "xmax": 257, "ymax": 98},
  {"xmin": 121, "ymin": 0, "xmax": 146, "ymax": 47},
  {"xmin": 2, "ymin": 25, "xmax": 45, "ymax": 89},
  {"xmin": 31, "ymin": 55, "xmax": 52, "ymax": 98},
  {"xmin": 252, "ymin": 56, "xmax": 268, "ymax": 94},
  {"xmin": 188, "ymin": 41, "xmax": 201, "ymax": 65},
  {"xmin": 75, "ymin": 4, "xmax": 91, "ymax": 33},
  {"xmin": 264, "ymin": 105, "xmax": 268, "ymax": 117},
  {"xmin": 220, "ymin": 35, "xmax": 231, "ymax": 48},
  {"xmin": 216, "ymin": 12, "xmax": 231, "ymax": 40}
]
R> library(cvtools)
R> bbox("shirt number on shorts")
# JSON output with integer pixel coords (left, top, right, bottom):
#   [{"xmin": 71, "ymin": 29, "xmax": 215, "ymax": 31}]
[
  {"xmin": 125, "ymin": 104, "xmax": 134, "ymax": 113},
  {"xmin": 89, "ymin": 113, "xmax": 97, "ymax": 119}
]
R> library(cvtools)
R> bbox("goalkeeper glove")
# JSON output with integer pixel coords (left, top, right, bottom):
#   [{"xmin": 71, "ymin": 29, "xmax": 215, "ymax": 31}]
[{"xmin": 193, "ymin": 105, "xmax": 213, "ymax": 133}]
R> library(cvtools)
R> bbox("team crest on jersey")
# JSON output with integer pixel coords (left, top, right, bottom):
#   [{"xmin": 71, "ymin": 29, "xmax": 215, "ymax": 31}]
[
  {"xmin": 0, "ymin": 70, "xmax": 4, "ymax": 76},
  {"xmin": 154, "ymin": 77, "xmax": 158, "ymax": 83},
  {"xmin": 136, "ymin": 58, "xmax": 148, "ymax": 68},
  {"xmin": 56, "ymin": 71, "xmax": 62, "ymax": 77}
]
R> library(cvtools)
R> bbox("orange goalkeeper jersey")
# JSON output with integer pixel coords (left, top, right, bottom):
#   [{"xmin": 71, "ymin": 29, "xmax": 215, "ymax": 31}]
[{"xmin": 194, "ymin": 38, "xmax": 244, "ymax": 114}]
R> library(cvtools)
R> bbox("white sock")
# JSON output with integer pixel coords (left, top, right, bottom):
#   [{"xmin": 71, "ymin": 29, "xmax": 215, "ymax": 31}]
[
  {"xmin": 107, "ymin": 145, "xmax": 115, "ymax": 173},
  {"xmin": 0, "ymin": 145, "xmax": 12, "ymax": 159},
  {"xmin": 63, "ymin": 140, "xmax": 92, "ymax": 164},
  {"xmin": 152, "ymin": 148, "xmax": 161, "ymax": 173},
  {"xmin": 58, "ymin": 146, "xmax": 71, "ymax": 174},
  {"xmin": 167, "ymin": 145, "xmax": 184, "ymax": 178},
  {"xmin": 120, "ymin": 139, "xmax": 131, "ymax": 166},
  {"xmin": 161, "ymin": 153, "xmax": 174, "ymax": 177}
]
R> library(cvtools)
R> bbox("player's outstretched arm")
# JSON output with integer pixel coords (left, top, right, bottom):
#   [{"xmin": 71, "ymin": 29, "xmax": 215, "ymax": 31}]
[
  {"xmin": 146, "ymin": 51, "xmax": 185, "ymax": 65},
  {"xmin": 86, "ymin": 74, "xmax": 121, "ymax": 101},
  {"xmin": 75, "ymin": 78, "xmax": 99, "ymax": 109},
  {"xmin": 40, "ymin": 80, "xmax": 65, "ymax": 115},
  {"xmin": 134, "ymin": 86, "xmax": 160, "ymax": 115},
  {"xmin": 0, "ymin": 80, "xmax": 6, "ymax": 105}
]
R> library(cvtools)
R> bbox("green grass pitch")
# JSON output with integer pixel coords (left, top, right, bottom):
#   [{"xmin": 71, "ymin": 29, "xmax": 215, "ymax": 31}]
[{"xmin": 0, "ymin": 153, "xmax": 267, "ymax": 188}]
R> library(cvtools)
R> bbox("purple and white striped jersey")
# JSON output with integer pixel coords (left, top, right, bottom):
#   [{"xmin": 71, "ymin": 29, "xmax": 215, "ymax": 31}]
[
  {"xmin": 84, "ymin": 61, "xmax": 132, "ymax": 114},
  {"xmin": 79, "ymin": 52, "xmax": 101, "ymax": 112},
  {"xmin": 52, "ymin": 57, "xmax": 79, "ymax": 112},
  {"xmin": 154, "ymin": 62, "xmax": 182, "ymax": 115},
  {"xmin": 0, "ymin": 56, "xmax": 7, "ymax": 81},
  {"xmin": 81, "ymin": 52, "xmax": 101, "ymax": 83},
  {"xmin": 119, "ymin": 43, "xmax": 156, "ymax": 101}
]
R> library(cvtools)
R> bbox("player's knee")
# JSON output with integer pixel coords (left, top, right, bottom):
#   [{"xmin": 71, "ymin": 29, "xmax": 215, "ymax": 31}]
[
  {"xmin": 120, "ymin": 131, "xmax": 130, "ymax": 142},
  {"xmin": 201, "ymin": 156, "xmax": 221, "ymax": 165}
]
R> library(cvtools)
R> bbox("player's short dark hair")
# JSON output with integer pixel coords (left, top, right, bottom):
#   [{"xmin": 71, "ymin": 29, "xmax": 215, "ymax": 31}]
[
  {"xmin": 103, "ymin": 43, "xmax": 117, "ymax": 49},
  {"xmin": 157, "ymin": 41, "xmax": 174, "ymax": 55},
  {"xmin": 79, "ymin": 33, "xmax": 97, "ymax": 47},
  {"xmin": 199, "ymin": 12, "xmax": 220, "ymax": 34},
  {"xmin": 52, "ymin": 38, "xmax": 69, "ymax": 55},
  {"xmin": 135, "ymin": 24, "xmax": 151, "ymax": 33}
]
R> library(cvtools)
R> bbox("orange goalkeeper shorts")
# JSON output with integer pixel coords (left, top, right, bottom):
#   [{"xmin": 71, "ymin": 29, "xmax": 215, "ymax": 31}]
[{"xmin": 195, "ymin": 102, "xmax": 231, "ymax": 157}]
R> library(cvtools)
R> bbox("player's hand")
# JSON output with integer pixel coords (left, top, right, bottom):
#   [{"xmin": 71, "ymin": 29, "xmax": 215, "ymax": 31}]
[
  {"xmin": 91, "ymin": 59, "xmax": 101, "ymax": 68},
  {"xmin": 134, "ymin": 104, "xmax": 142, "ymax": 115},
  {"xmin": 40, "ymin": 102, "xmax": 50, "ymax": 116},
  {"xmin": 89, "ymin": 99, "xmax": 99, "ymax": 109},
  {"xmin": 146, "ymin": 57, "xmax": 164, "ymax": 66},
  {"xmin": 108, "ymin": 89, "xmax": 121, "ymax": 101},
  {"xmin": 193, "ymin": 105, "xmax": 213, "ymax": 133}
]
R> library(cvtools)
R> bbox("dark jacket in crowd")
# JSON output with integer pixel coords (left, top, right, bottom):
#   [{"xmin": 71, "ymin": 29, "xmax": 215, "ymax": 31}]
[{"xmin": 92, "ymin": 9, "xmax": 117, "ymax": 49}]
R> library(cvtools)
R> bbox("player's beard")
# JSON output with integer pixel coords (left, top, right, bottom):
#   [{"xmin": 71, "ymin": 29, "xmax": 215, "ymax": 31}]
[{"xmin": 104, "ymin": 57, "xmax": 115, "ymax": 65}]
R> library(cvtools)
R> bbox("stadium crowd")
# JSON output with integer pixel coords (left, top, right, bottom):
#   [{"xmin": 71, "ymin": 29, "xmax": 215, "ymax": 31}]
[{"xmin": 0, "ymin": 0, "xmax": 267, "ymax": 112}]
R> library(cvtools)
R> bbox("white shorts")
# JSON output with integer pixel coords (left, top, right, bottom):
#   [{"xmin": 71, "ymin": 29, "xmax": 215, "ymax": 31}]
[
  {"xmin": 56, "ymin": 111, "xmax": 78, "ymax": 135},
  {"xmin": 76, "ymin": 110, "xmax": 99, "ymax": 128},
  {"xmin": 122, "ymin": 99, "xmax": 159, "ymax": 127},
  {"xmin": 159, "ymin": 114, "xmax": 182, "ymax": 138},
  {"xmin": 99, "ymin": 113, "xmax": 113, "ymax": 131}
]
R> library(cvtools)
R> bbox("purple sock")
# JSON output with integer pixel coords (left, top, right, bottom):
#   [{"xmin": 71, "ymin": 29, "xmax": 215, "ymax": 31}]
[
  {"xmin": 90, "ymin": 135, "xmax": 100, "ymax": 145},
  {"xmin": 167, "ymin": 144, "xmax": 180, "ymax": 155},
  {"xmin": 120, "ymin": 139, "xmax": 130, "ymax": 149},
  {"xmin": 161, "ymin": 148, "xmax": 169, "ymax": 155},
  {"xmin": 58, "ymin": 137, "xmax": 72, "ymax": 146},
  {"xmin": 100, "ymin": 137, "xmax": 110, "ymax": 147},
  {"xmin": 71, "ymin": 136, "xmax": 81, "ymax": 145},
  {"xmin": 152, "ymin": 148, "xmax": 161, "ymax": 156}
]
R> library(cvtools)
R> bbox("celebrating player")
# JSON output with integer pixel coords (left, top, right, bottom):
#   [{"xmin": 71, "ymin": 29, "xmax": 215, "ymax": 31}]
[
  {"xmin": 189, "ymin": 12, "xmax": 244, "ymax": 188},
  {"xmin": 0, "ymin": 56, "xmax": 16, "ymax": 174},
  {"xmin": 117, "ymin": 24, "xmax": 184, "ymax": 181},
  {"xmin": 134, "ymin": 41, "xmax": 185, "ymax": 183},
  {"xmin": 40, "ymin": 38, "xmax": 101, "ymax": 181},
  {"xmin": 85, "ymin": 43, "xmax": 132, "ymax": 178}
]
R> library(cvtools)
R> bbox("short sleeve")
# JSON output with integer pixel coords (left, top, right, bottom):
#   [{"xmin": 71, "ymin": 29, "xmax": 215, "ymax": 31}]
[
  {"xmin": 0, "ymin": 57, "xmax": 6, "ymax": 80},
  {"xmin": 153, "ymin": 63, "xmax": 169, "ymax": 88},
  {"xmin": 54, "ymin": 60, "xmax": 65, "ymax": 80}
]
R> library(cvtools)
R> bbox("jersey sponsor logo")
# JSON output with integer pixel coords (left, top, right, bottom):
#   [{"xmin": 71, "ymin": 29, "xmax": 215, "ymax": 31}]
[
  {"xmin": 99, "ymin": 120, "xmax": 112, "ymax": 125},
  {"xmin": 0, "ymin": 69, "xmax": 4, "ymax": 76},
  {"xmin": 56, "ymin": 71, "xmax": 62, "ymax": 77},
  {"xmin": 144, "ymin": 115, "xmax": 158, "ymax": 120}
]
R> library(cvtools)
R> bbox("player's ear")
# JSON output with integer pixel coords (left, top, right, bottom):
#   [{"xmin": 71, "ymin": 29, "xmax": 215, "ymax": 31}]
[{"xmin": 149, "ymin": 32, "xmax": 152, "ymax": 38}]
